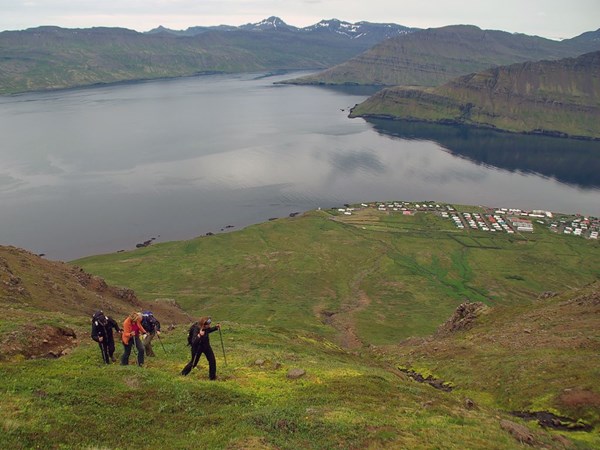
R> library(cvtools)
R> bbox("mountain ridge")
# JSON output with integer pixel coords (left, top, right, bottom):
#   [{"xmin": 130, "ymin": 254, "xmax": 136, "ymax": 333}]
[
  {"xmin": 285, "ymin": 25, "xmax": 600, "ymax": 87},
  {"xmin": 0, "ymin": 18, "xmax": 413, "ymax": 94},
  {"xmin": 350, "ymin": 50, "xmax": 600, "ymax": 139},
  {"xmin": 146, "ymin": 16, "xmax": 413, "ymax": 42}
]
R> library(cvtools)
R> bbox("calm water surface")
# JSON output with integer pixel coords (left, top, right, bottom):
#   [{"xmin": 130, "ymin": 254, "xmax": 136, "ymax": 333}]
[{"xmin": 1, "ymin": 72, "xmax": 599, "ymax": 260}]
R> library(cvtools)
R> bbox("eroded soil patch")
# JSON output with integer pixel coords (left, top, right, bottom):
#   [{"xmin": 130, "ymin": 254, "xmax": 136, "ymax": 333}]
[{"xmin": 0, "ymin": 324, "xmax": 77, "ymax": 360}]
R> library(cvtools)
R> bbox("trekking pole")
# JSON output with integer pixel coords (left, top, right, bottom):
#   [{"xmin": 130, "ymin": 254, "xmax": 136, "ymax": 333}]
[
  {"xmin": 99, "ymin": 342, "xmax": 109, "ymax": 364},
  {"xmin": 218, "ymin": 327, "xmax": 227, "ymax": 367},
  {"xmin": 156, "ymin": 333, "xmax": 167, "ymax": 355}
]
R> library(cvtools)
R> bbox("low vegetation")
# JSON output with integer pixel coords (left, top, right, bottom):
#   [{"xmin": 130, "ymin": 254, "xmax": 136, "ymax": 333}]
[
  {"xmin": 1, "ymin": 205, "xmax": 599, "ymax": 448},
  {"xmin": 75, "ymin": 208, "xmax": 600, "ymax": 345}
]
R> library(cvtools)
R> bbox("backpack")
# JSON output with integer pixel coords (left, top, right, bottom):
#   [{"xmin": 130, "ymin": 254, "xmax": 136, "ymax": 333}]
[
  {"xmin": 142, "ymin": 311, "xmax": 156, "ymax": 330},
  {"xmin": 92, "ymin": 310, "xmax": 108, "ymax": 326},
  {"xmin": 187, "ymin": 322, "xmax": 200, "ymax": 346}
]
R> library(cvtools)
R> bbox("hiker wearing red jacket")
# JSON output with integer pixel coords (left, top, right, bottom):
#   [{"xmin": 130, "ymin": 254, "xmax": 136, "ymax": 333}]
[{"xmin": 121, "ymin": 312, "xmax": 147, "ymax": 367}]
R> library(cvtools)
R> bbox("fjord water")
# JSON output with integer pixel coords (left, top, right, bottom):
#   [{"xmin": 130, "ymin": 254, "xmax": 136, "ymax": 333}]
[{"xmin": 1, "ymin": 72, "xmax": 599, "ymax": 261}]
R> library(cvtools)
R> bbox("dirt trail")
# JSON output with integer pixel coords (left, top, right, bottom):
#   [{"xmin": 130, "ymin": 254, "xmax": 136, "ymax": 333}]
[{"xmin": 322, "ymin": 261, "xmax": 380, "ymax": 349}]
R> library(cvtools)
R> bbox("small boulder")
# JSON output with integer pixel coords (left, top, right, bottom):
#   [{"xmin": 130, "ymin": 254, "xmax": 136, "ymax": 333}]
[
  {"xmin": 287, "ymin": 368, "xmax": 306, "ymax": 379},
  {"xmin": 254, "ymin": 359, "xmax": 265, "ymax": 366}
]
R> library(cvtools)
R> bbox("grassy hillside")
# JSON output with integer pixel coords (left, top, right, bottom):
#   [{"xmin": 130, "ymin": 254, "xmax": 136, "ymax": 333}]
[
  {"xmin": 75, "ymin": 207, "xmax": 600, "ymax": 346},
  {"xmin": 382, "ymin": 281, "xmax": 600, "ymax": 433},
  {"xmin": 0, "ymin": 26, "xmax": 374, "ymax": 95},
  {"xmin": 4, "ymin": 319, "xmax": 583, "ymax": 450},
  {"xmin": 0, "ymin": 245, "xmax": 190, "ymax": 360},
  {"xmin": 351, "ymin": 51, "xmax": 600, "ymax": 139},
  {"xmin": 2, "ymin": 207, "xmax": 599, "ymax": 448},
  {"xmin": 285, "ymin": 25, "xmax": 600, "ymax": 87}
]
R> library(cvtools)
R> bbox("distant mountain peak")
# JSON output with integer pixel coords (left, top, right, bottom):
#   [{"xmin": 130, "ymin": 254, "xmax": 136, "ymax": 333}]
[
  {"xmin": 303, "ymin": 19, "xmax": 411, "ymax": 40},
  {"xmin": 240, "ymin": 16, "xmax": 297, "ymax": 31}
]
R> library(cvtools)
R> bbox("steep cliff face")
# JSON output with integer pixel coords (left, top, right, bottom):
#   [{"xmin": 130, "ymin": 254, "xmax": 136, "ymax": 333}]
[
  {"xmin": 351, "ymin": 51, "xmax": 600, "ymax": 139},
  {"xmin": 287, "ymin": 25, "xmax": 600, "ymax": 87}
]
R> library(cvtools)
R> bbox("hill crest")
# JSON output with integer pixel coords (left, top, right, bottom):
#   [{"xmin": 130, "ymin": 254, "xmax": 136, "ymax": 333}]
[
  {"xmin": 350, "ymin": 50, "xmax": 600, "ymax": 139},
  {"xmin": 284, "ymin": 24, "xmax": 600, "ymax": 87}
]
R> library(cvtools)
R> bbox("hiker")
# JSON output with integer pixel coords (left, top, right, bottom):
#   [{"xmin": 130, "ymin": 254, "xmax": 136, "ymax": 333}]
[
  {"xmin": 181, "ymin": 316, "xmax": 221, "ymax": 379},
  {"xmin": 91, "ymin": 310, "xmax": 122, "ymax": 364},
  {"xmin": 121, "ymin": 312, "xmax": 147, "ymax": 367},
  {"xmin": 141, "ymin": 311, "xmax": 161, "ymax": 357}
]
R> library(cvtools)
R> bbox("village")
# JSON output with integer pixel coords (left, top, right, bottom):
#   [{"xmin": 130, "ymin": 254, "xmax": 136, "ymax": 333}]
[{"xmin": 336, "ymin": 201, "xmax": 600, "ymax": 240}]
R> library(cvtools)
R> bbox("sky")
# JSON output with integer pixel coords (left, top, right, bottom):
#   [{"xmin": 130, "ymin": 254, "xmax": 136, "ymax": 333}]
[{"xmin": 0, "ymin": 0, "xmax": 598, "ymax": 40}]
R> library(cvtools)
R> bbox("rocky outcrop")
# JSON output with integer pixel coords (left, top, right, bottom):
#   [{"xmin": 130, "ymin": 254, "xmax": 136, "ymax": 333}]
[{"xmin": 436, "ymin": 301, "xmax": 488, "ymax": 337}]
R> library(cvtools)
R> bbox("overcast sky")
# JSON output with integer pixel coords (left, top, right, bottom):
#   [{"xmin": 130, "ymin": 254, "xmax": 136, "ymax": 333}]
[{"xmin": 1, "ymin": 0, "xmax": 598, "ymax": 40}]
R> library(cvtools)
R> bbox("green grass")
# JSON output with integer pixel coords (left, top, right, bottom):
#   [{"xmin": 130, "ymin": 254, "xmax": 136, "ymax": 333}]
[
  {"xmin": 0, "ymin": 324, "xmax": 569, "ymax": 450},
  {"xmin": 75, "ymin": 209, "xmax": 599, "ymax": 345},
  {"xmin": 3, "ymin": 206, "xmax": 600, "ymax": 448}
]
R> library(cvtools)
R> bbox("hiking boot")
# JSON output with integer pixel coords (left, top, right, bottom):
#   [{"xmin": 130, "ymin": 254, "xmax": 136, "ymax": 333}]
[{"xmin": 111, "ymin": 356, "xmax": 117, "ymax": 363}]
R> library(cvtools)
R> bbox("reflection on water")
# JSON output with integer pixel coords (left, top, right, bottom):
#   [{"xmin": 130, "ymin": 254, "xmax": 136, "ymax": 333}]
[{"xmin": 366, "ymin": 119, "xmax": 600, "ymax": 189}]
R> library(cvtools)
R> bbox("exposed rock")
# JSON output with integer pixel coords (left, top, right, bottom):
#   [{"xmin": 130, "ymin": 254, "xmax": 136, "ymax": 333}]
[
  {"xmin": 538, "ymin": 291, "xmax": 558, "ymax": 299},
  {"xmin": 565, "ymin": 290, "xmax": 600, "ymax": 307},
  {"xmin": 511, "ymin": 411, "xmax": 593, "ymax": 432},
  {"xmin": 436, "ymin": 301, "xmax": 488, "ymax": 336},
  {"xmin": 255, "ymin": 359, "xmax": 265, "ymax": 366},
  {"xmin": 113, "ymin": 288, "xmax": 141, "ymax": 306},
  {"xmin": 465, "ymin": 398, "xmax": 475, "ymax": 409},
  {"xmin": 287, "ymin": 368, "xmax": 306, "ymax": 379},
  {"xmin": 72, "ymin": 268, "xmax": 108, "ymax": 292},
  {"xmin": 398, "ymin": 367, "xmax": 453, "ymax": 391}
]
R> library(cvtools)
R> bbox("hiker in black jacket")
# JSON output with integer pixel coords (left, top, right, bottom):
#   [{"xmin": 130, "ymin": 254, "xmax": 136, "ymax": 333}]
[
  {"xmin": 91, "ymin": 310, "xmax": 122, "ymax": 364},
  {"xmin": 181, "ymin": 316, "xmax": 220, "ymax": 379}
]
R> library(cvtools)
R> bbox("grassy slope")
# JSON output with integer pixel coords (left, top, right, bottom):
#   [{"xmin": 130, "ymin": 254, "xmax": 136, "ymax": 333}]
[
  {"xmin": 0, "ymin": 245, "xmax": 190, "ymax": 359},
  {"xmin": 351, "ymin": 52, "xmax": 600, "ymax": 139},
  {"xmin": 286, "ymin": 25, "xmax": 598, "ymax": 87},
  {"xmin": 2, "ymin": 207, "xmax": 600, "ymax": 448},
  {"xmin": 382, "ymin": 281, "xmax": 600, "ymax": 444},
  {"xmin": 2, "ymin": 323, "xmax": 559, "ymax": 450},
  {"xmin": 0, "ymin": 27, "xmax": 372, "ymax": 95},
  {"xmin": 75, "ymin": 209, "xmax": 600, "ymax": 345}
]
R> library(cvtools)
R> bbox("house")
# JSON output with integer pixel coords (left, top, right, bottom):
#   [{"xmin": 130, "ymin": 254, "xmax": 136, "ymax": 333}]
[{"xmin": 510, "ymin": 217, "xmax": 533, "ymax": 232}]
